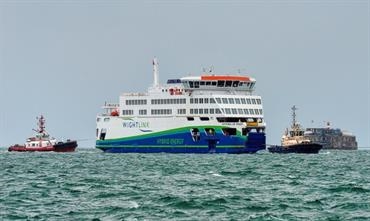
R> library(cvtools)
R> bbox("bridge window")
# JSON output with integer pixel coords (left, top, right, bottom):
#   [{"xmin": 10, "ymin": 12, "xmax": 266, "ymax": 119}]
[
  {"xmin": 189, "ymin": 81, "xmax": 194, "ymax": 88},
  {"xmin": 217, "ymin": 80, "xmax": 225, "ymax": 87},
  {"xmin": 232, "ymin": 81, "xmax": 239, "ymax": 87},
  {"xmin": 225, "ymin": 81, "xmax": 232, "ymax": 87},
  {"xmin": 200, "ymin": 81, "xmax": 205, "ymax": 86},
  {"xmin": 206, "ymin": 81, "xmax": 211, "ymax": 86},
  {"xmin": 194, "ymin": 81, "xmax": 200, "ymax": 88}
]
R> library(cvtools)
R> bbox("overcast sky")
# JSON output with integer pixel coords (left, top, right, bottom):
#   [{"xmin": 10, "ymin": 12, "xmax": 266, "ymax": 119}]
[{"xmin": 0, "ymin": 0, "xmax": 369, "ymax": 148}]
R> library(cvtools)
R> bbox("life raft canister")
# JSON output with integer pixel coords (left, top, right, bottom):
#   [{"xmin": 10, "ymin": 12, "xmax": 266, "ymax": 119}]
[{"xmin": 111, "ymin": 109, "xmax": 119, "ymax": 116}]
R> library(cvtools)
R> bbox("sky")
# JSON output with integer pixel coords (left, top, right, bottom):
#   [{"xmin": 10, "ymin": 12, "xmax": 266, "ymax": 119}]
[{"xmin": 0, "ymin": 0, "xmax": 369, "ymax": 148}]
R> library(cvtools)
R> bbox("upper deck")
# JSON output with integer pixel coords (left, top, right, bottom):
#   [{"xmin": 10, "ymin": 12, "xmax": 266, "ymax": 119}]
[{"xmin": 180, "ymin": 75, "xmax": 256, "ymax": 91}]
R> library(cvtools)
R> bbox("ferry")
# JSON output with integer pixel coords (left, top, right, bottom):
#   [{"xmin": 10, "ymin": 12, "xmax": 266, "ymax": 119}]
[{"xmin": 96, "ymin": 59, "xmax": 266, "ymax": 153}]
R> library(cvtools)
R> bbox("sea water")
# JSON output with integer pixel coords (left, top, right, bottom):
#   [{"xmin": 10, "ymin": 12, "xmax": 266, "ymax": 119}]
[{"xmin": 1, "ymin": 148, "xmax": 370, "ymax": 220}]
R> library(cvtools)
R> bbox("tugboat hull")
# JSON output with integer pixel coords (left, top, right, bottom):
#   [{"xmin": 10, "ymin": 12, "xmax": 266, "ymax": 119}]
[
  {"xmin": 53, "ymin": 140, "xmax": 78, "ymax": 152},
  {"xmin": 8, "ymin": 141, "xmax": 77, "ymax": 152},
  {"xmin": 268, "ymin": 143, "xmax": 322, "ymax": 154}
]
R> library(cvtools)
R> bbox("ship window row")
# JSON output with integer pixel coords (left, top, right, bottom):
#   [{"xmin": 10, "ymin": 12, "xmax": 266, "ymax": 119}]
[
  {"xmin": 122, "ymin": 108, "xmax": 261, "ymax": 116},
  {"xmin": 151, "ymin": 98, "xmax": 186, "ymax": 105},
  {"xmin": 126, "ymin": 99, "xmax": 147, "ymax": 105},
  {"xmin": 151, "ymin": 109, "xmax": 172, "ymax": 115},
  {"xmin": 122, "ymin": 110, "xmax": 134, "ymax": 115},
  {"xmin": 190, "ymin": 109, "xmax": 223, "ymax": 115},
  {"xmin": 189, "ymin": 98, "xmax": 216, "ymax": 104},
  {"xmin": 215, "ymin": 97, "xmax": 261, "ymax": 105},
  {"xmin": 187, "ymin": 80, "xmax": 254, "ymax": 88},
  {"xmin": 139, "ymin": 110, "xmax": 147, "ymax": 115},
  {"xmin": 177, "ymin": 109, "xmax": 186, "ymax": 115},
  {"xmin": 221, "ymin": 108, "xmax": 263, "ymax": 115}
]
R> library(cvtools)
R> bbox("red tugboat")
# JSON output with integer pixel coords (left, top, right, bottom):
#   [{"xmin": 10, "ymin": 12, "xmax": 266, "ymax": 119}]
[{"xmin": 8, "ymin": 115, "xmax": 77, "ymax": 152}]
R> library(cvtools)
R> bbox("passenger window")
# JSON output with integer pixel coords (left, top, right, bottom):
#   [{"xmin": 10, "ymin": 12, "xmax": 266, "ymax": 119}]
[
  {"xmin": 191, "ymin": 128, "xmax": 200, "ymax": 142},
  {"xmin": 205, "ymin": 128, "xmax": 215, "ymax": 136},
  {"xmin": 222, "ymin": 128, "xmax": 237, "ymax": 136}
]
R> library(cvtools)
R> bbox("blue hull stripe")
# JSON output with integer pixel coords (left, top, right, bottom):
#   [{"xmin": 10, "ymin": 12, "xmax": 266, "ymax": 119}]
[{"xmin": 96, "ymin": 132, "xmax": 266, "ymax": 154}]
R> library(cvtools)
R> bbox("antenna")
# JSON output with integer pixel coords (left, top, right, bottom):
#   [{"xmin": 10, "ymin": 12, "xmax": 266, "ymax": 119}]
[
  {"xmin": 152, "ymin": 57, "xmax": 159, "ymax": 87},
  {"xmin": 292, "ymin": 105, "xmax": 297, "ymax": 127}
]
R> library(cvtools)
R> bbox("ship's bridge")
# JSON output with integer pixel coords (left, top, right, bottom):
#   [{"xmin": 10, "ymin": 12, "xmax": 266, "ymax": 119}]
[{"xmin": 180, "ymin": 75, "xmax": 256, "ymax": 91}]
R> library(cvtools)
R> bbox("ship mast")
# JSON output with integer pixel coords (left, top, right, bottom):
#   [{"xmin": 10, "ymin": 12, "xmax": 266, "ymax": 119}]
[
  {"xmin": 37, "ymin": 115, "xmax": 46, "ymax": 134},
  {"xmin": 292, "ymin": 105, "xmax": 297, "ymax": 127},
  {"xmin": 152, "ymin": 57, "xmax": 159, "ymax": 87},
  {"xmin": 291, "ymin": 105, "xmax": 298, "ymax": 136}
]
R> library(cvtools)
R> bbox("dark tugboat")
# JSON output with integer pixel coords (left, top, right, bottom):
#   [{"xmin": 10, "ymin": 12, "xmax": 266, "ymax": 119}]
[
  {"xmin": 268, "ymin": 106, "xmax": 322, "ymax": 154},
  {"xmin": 8, "ymin": 115, "xmax": 77, "ymax": 152}
]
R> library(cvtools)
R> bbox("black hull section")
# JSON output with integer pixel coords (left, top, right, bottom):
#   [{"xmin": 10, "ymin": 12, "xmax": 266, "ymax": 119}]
[
  {"xmin": 268, "ymin": 143, "xmax": 322, "ymax": 154},
  {"xmin": 53, "ymin": 140, "xmax": 78, "ymax": 152}
]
